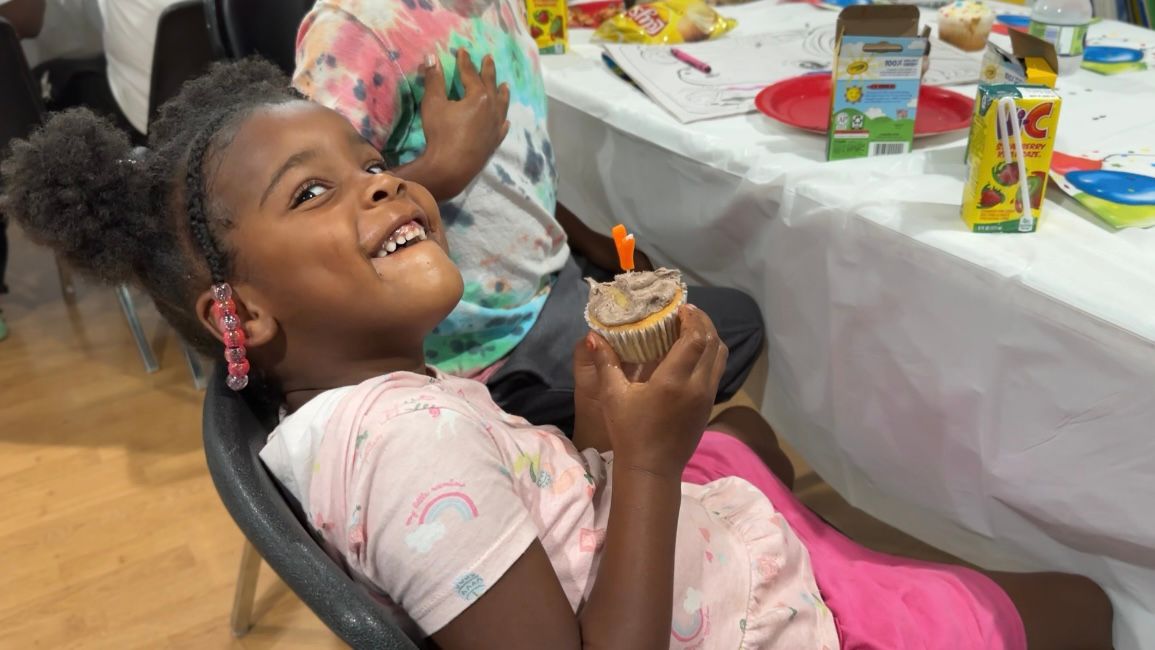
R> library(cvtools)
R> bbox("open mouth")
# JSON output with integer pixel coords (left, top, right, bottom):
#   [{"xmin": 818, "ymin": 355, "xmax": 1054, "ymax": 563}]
[{"xmin": 372, "ymin": 220, "xmax": 428, "ymax": 259}]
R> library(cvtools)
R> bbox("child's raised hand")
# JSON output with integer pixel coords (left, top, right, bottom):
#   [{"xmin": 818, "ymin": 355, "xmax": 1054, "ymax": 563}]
[
  {"xmin": 575, "ymin": 306, "xmax": 727, "ymax": 479},
  {"xmin": 418, "ymin": 50, "xmax": 511, "ymax": 200}
]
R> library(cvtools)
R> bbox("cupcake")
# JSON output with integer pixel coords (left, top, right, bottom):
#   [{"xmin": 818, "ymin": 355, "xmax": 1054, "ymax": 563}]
[
  {"xmin": 585, "ymin": 269, "xmax": 687, "ymax": 364},
  {"xmin": 937, "ymin": 0, "xmax": 995, "ymax": 52}
]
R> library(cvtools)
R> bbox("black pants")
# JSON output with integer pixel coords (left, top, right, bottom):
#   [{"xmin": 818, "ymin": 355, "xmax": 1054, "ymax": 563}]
[{"xmin": 488, "ymin": 254, "xmax": 765, "ymax": 435}]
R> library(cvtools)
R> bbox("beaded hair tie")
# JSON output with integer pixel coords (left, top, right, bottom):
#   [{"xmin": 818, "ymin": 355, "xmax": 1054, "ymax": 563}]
[{"xmin": 211, "ymin": 282, "xmax": 249, "ymax": 391}]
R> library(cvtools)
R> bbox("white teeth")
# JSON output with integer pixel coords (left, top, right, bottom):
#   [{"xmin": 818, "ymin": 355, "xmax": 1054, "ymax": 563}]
[{"xmin": 372, "ymin": 221, "xmax": 426, "ymax": 260}]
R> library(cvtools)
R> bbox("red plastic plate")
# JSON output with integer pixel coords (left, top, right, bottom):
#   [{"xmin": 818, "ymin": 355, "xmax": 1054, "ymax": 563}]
[{"xmin": 755, "ymin": 74, "xmax": 975, "ymax": 138}]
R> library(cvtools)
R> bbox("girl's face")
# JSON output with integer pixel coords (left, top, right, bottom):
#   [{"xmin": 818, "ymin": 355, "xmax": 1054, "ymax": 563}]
[{"xmin": 201, "ymin": 101, "xmax": 463, "ymax": 385}]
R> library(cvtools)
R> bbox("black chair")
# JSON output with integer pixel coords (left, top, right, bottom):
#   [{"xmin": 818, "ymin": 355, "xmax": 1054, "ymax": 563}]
[
  {"xmin": 204, "ymin": 0, "xmax": 314, "ymax": 74},
  {"xmin": 202, "ymin": 364, "xmax": 422, "ymax": 648},
  {"xmin": 147, "ymin": 0, "xmax": 217, "ymax": 126}
]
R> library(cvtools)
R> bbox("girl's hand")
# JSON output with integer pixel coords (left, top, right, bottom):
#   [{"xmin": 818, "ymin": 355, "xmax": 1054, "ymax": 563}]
[
  {"xmin": 419, "ymin": 50, "xmax": 511, "ymax": 199},
  {"xmin": 575, "ymin": 306, "xmax": 727, "ymax": 479}
]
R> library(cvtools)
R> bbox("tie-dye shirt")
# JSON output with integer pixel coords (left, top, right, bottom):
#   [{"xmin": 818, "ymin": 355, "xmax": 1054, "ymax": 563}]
[
  {"xmin": 294, "ymin": 0, "xmax": 569, "ymax": 376},
  {"xmin": 260, "ymin": 371, "xmax": 840, "ymax": 646}
]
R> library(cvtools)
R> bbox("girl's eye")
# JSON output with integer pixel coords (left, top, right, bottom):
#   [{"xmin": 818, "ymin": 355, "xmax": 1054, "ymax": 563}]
[
  {"xmin": 292, "ymin": 182, "xmax": 329, "ymax": 207},
  {"xmin": 366, "ymin": 162, "xmax": 387, "ymax": 174}
]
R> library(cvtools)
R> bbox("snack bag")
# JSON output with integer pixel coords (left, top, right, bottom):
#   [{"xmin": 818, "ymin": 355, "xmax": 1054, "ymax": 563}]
[
  {"xmin": 528, "ymin": 0, "xmax": 569, "ymax": 54},
  {"xmin": 570, "ymin": 0, "xmax": 625, "ymax": 28},
  {"xmin": 593, "ymin": 0, "xmax": 737, "ymax": 45}
]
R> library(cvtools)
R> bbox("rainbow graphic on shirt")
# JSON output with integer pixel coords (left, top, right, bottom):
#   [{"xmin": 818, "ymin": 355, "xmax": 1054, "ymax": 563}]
[
  {"xmin": 419, "ymin": 491, "xmax": 479, "ymax": 524},
  {"xmin": 671, "ymin": 588, "xmax": 709, "ymax": 645},
  {"xmin": 404, "ymin": 488, "xmax": 480, "ymax": 554}
]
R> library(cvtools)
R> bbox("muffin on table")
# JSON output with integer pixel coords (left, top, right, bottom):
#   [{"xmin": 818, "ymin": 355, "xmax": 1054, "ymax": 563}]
[{"xmin": 937, "ymin": 0, "xmax": 995, "ymax": 52}]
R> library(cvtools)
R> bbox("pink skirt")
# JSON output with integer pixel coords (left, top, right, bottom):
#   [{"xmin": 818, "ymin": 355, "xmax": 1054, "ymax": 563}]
[{"xmin": 683, "ymin": 431, "xmax": 1028, "ymax": 650}]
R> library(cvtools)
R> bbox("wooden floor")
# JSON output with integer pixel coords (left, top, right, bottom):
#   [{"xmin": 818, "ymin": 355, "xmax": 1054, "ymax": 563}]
[{"xmin": 0, "ymin": 227, "xmax": 953, "ymax": 649}]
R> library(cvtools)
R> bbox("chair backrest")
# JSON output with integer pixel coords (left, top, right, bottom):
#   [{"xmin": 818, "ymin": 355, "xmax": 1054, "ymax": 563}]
[
  {"xmin": 0, "ymin": 18, "xmax": 44, "ymax": 158},
  {"xmin": 204, "ymin": 0, "xmax": 314, "ymax": 75},
  {"xmin": 147, "ymin": 0, "xmax": 217, "ymax": 128},
  {"xmin": 201, "ymin": 365, "xmax": 421, "ymax": 649}
]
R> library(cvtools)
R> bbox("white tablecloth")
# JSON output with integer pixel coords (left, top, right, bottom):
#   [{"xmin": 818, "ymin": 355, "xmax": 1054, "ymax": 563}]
[{"xmin": 544, "ymin": 3, "xmax": 1155, "ymax": 646}]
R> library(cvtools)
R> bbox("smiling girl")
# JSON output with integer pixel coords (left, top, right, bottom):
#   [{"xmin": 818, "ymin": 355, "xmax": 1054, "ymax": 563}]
[{"xmin": 1, "ymin": 60, "xmax": 1113, "ymax": 650}]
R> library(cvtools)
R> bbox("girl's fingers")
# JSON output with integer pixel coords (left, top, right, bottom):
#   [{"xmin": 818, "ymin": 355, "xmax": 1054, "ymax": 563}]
[
  {"xmin": 653, "ymin": 306, "xmax": 712, "ymax": 382},
  {"xmin": 590, "ymin": 333, "xmax": 628, "ymax": 392},
  {"xmin": 695, "ymin": 340, "xmax": 728, "ymax": 394},
  {"xmin": 422, "ymin": 55, "xmax": 447, "ymax": 104},
  {"xmin": 496, "ymin": 82, "xmax": 511, "ymax": 119},
  {"xmin": 481, "ymin": 54, "xmax": 497, "ymax": 89},
  {"xmin": 457, "ymin": 48, "xmax": 481, "ymax": 91}
]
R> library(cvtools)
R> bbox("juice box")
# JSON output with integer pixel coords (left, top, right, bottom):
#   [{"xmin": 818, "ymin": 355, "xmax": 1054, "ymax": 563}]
[
  {"xmin": 828, "ymin": 5, "xmax": 928, "ymax": 161},
  {"xmin": 527, "ymin": 0, "xmax": 568, "ymax": 54},
  {"xmin": 961, "ymin": 85, "xmax": 1062, "ymax": 233}
]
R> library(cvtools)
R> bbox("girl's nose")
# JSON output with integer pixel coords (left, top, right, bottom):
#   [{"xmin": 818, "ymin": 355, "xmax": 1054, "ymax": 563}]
[{"xmin": 365, "ymin": 172, "xmax": 407, "ymax": 204}]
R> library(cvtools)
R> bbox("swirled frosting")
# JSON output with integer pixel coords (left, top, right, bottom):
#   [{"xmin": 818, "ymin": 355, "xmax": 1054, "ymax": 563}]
[{"xmin": 586, "ymin": 269, "xmax": 682, "ymax": 326}]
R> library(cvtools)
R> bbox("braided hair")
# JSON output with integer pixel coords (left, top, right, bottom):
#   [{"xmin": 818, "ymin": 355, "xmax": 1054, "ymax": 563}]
[{"xmin": 1, "ymin": 59, "xmax": 297, "ymax": 358}]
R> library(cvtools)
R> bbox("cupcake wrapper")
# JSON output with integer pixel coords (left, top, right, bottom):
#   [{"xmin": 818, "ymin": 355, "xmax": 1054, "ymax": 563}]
[{"xmin": 585, "ymin": 284, "xmax": 687, "ymax": 364}]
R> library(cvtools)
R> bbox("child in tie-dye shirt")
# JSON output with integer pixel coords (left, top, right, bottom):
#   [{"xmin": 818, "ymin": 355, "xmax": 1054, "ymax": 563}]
[
  {"xmin": 294, "ymin": 0, "xmax": 770, "ymax": 435},
  {"xmin": 294, "ymin": 0, "xmax": 568, "ymax": 378}
]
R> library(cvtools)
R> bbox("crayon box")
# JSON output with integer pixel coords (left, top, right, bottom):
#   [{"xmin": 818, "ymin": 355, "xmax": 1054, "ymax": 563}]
[
  {"xmin": 961, "ymin": 85, "xmax": 1062, "ymax": 232},
  {"xmin": 828, "ymin": 6, "xmax": 928, "ymax": 161},
  {"xmin": 527, "ymin": 0, "xmax": 569, "ymax": 54}
]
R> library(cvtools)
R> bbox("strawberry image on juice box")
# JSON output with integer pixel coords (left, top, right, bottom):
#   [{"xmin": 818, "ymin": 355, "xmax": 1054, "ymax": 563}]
[
  {"xmin": 961, "ymin": 84, "xmax": 1061, "ymax": 233},
  {"xmin": 527, "ymin": 0, "xmax": 568, "ymax": 54}
]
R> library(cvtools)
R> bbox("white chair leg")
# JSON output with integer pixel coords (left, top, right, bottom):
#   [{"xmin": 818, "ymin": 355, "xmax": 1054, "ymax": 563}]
[
  {"xmin": 115, "ymin": 284, "xmax": 159, "ymax": 373},
  {"xmin": 182, "ymin": 342, "xmax": 207, "ymax": 390},
  {"xmin": 230, "ymin": 539, "xmax": 262, "ymax": 637}
]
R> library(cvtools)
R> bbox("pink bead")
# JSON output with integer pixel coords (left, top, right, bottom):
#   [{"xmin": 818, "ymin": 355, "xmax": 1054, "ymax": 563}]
[
  {"xmin": 217, "ymin": 313, "xmax": 240, "ymax": 332},
  {"xmin": 228, "ymin": 359, "xmax": 250, "ymax": 378},
  {"xmin": 211, "ymin": 298, "xmax": 236, "ymax": 321},
  {"xmin": 223, "ymin": 328, "xmax": 246, "ymax": 348},
  {"xmin": 212, "ymin": 283, "xmax": 232, "ymax": 302},
  {"xmin": 226, "ymin": 374, "xmax": 249, "ymax": 391},
  {"xmin": 224, "ymin": 346, "xmax": 246, "ymax": 363}
]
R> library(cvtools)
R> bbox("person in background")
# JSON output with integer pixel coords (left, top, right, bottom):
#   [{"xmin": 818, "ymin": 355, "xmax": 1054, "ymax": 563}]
[
  {"xmin": 0, "ymin": 0, "xmax": 176, "ymax": 340},
  {"xmin": 0, "ymin": 0, "xmax": 47, "ymax": 340},
  {"xmin": 15, "ymin": 0, "xmax": 180, "ymax": 136},
  {"xmin": 0, "ymin": 205, "xmax": 7, "ymax": 339},
  {"xmin": 100, "ymin": 0, "xmax": 181, "ymax": 135},
  {"xmin": 18, "ymin": 0, "xmax": 102, "ymax": 69},
  {"xmin": 0, "ymin": 0, "xmax": 45, "ymax": 37},
  {"xmin": 294, "ymin": 0, "xmax": 766, "ymax": 433},
  {"xmin": 18, "ymin": 0, "xmax": 110, "ymax": 131}
]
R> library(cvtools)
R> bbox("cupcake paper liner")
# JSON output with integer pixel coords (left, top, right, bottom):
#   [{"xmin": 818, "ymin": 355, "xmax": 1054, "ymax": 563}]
[{"xmin": 585, "ymin": 283, "xmax": 688, "ymax": 364}]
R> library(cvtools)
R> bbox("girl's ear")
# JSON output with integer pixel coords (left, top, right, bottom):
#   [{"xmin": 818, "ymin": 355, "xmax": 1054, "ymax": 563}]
[{"xmin": 195, "ymin": 286, "xmax": 280, "ymax": 348}]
